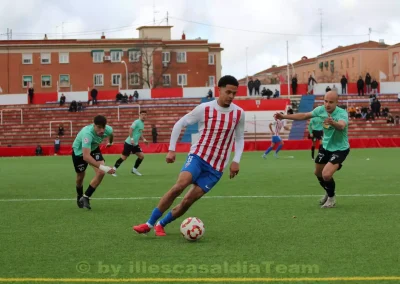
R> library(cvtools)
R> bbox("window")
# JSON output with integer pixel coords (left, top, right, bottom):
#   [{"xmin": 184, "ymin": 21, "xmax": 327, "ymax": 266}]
[
  {"xmin": 209, "ymin": 76, "xmax": 215, "ymax": 87},
  {"xmin": 41, "ymin": 75, "xmax": 51, "ymax": 87},
  {"xmin": 112, "ymin": 74, "xmax": 121, "ymax": 86},
  {"xmin": 352, "ymin": 57, "xmax": 355, "ymax": 67},
  {"xmin": 129, "ymin": 73, "xmax": 140, "ymax": 85},
  {"xmin": 177, "ymin": 52, "xmax": 186, "ymax": 63},
  {"xmin": 208, "ymin": 54, "xmax": 215, "ymax": 65},
  {"xmin": 346, "ymin": 59, "xmax": 349, "ymax": 68},
  {"xmin": 41, "ymin": 53, "xmax": 51, "ymax": 64},
  {"xmin": 93, "ymin": 51, "xmax": 104, "ymax": 63},
  {"xmin": 129, "ymin": 51, "xmax": 140, "ymax": 62},
  {"xmin": 22, "ymin": 75, "xmax": 33, "ymax": 88},
  {"xmin": 163, "ymin": 74, "xmax": 171, "ymax": 86},
  {"xmin": 178, "ymin": 74, "xmax": 187, "ymax": 86},
  {"xmin": 94, "ymin": 74, "xmax": 104, "ymax": 86},
  {"xmin": 111, "ymin": 51, "xmax": 122, "ymax": 62},
  {"xmin": 22, "ymin": 54, "xmax": 32, "ymax": 64},
  {"xmin": 59, "ymin": 52, "xmax": 69, "ymax": 64},
  {"xmin": 340, "ymin": 60, "xmax": 343, "ymax": 69},
  {"xmin": 162, "ymin": 52, "xmax": 170, "ymax": 63},
  {"xmin": 59, "ymin": 74, "xmax": 70, "ymax": 87}
]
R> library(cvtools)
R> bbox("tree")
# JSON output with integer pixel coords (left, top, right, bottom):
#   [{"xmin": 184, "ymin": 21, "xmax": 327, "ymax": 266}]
[{"xmin": 129, "ymin": 40, "xmax": 171, "ymax": 89}]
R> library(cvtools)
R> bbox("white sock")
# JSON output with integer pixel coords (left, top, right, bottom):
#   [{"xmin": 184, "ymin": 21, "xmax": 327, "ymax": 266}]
[{"xmin": 146, "ymin": 222, "xmax": 154, "ymax": 228}]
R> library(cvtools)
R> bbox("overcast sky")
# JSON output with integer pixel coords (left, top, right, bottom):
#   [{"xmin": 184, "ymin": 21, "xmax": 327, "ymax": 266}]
[{"xmin": 2, "ymin": 0, "xmax": 400, "ymax": 80}]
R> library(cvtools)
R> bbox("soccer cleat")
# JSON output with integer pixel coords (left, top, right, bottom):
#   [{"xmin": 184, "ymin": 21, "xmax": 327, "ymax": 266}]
[
  {"xmin": 131, "ymin": 168, "xmax": 142, "ymax": 176},
  {"xmin": 79, "ymin": 196, "xmax": 91, "ymax": 210},
  {"xmin": 274, "ymin": 153, "xmax": 279, "ymax": 158},
  {"xmin": 319, "ymin": 193, "xmax": 328, "ymax": 205},
  {"xmin": 261, "ymin": 154, "xmax": 266, "ymax": 159},
  {"xmin": 154, "ymin": 224, "xmax": 167, "ymax": 237},
  {"xmin": 77, "ymin": 196, "xmax": 83, "ymax": 208},
  {"xmin": 133, "ymin": 223, "xmax": 151, "ymax": 234},
  {"xmin": 321, "ymin": 197, "xmax": 336, "ymax": 208},
  {"xmin": 112, "ymin": 166, "xmax": 117, "ymax": 177}
]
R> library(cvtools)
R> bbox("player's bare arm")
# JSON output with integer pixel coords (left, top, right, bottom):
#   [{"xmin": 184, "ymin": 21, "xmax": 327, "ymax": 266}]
[
  {"xmin": 129, "ymin": 127, "xmax": 135, "ymax": 145},
  {"xmin": 141, "ymin": 134, "xmax": 149, "ymax": 145},
  {"xmin": 269, "ymin": 123, "xmax": 274, "ymax": 133},
  {"xmin": 107, "ymin": 134, "xmax": 114, "ymax": 147}
]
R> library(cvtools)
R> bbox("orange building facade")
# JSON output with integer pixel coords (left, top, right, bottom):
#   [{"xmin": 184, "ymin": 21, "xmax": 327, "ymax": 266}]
[
  {"xmin": 242, "ymin": 41, "xmax": 392, "ymax": 85},
  {"xmin": 0, "ymin": 26, "xmax": 223, "ymax": 94}
]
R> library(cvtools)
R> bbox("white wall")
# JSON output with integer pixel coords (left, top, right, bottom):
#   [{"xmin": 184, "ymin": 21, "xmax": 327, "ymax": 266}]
[
  {"xmin": 0, "ymin": 94, "xmax": 28, "ymax": 105},
  {"xmin": 119, "ymin": 89, "xmax": 151, "ymax": 99},
  {"xmin": 59, "ymin": 91, "xmax": 88, "ymax": 102},
  {"xmin": 183, "ymin": 87, "xmax": 211, "ymax": 98},
  {"xmin": 244, "ymin": 111, "xmax": 276, "ymax": 134},
  {"xmin": 380, "ymin": 82, "xmax": 400, "ymax": 94}
]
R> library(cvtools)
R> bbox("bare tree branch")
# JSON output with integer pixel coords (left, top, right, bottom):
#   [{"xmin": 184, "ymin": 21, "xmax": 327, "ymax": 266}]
[{"xmin": 130, "ymin": 40, "xmax": 172, "ymax": 89}]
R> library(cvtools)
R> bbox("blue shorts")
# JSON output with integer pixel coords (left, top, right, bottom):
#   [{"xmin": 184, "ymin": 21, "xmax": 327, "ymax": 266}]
[
  {"xmin": 272, "ymin": 135, "xmax": 282, "ymax": 143},
  {"xmin": 181, "ymin": 154, "xmax": 223, "ymax": 193}
]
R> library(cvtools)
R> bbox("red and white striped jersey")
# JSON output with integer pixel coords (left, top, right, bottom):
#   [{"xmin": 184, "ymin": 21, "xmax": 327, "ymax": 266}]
[
  {"xmin": 169, "ymin": 100, "xmax": 245, "ymax": 172},
  {"xmin": 272, "ymin": 119, "xmax": 286, "ymax": 136}
]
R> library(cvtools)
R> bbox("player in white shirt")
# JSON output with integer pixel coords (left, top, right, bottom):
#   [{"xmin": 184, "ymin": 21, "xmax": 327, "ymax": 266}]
[
  {"xmin": 133, "ymin": 75, "xmax": 245, "ymax": 237},
  {"xmin": 262, "ymin": 112, "xmax": 290, "ymax": 159}
]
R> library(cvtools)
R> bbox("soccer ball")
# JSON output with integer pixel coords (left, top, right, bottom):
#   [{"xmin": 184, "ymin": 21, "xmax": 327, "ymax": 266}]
[{"xmin": 180, "ymin": 217, "xmax": 205, "ymax": 241}]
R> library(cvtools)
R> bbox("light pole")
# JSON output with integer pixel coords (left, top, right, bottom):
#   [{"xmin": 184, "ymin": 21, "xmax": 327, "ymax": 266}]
[{"xmin": 121, "ymin": 61, "xmax": 128, "ymax": 90}]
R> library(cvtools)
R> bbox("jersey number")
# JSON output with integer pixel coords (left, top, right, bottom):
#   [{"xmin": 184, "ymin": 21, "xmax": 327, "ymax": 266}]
[{"xmin": 318, "ymin": 153, "xmax": 324, "ymax": 163}]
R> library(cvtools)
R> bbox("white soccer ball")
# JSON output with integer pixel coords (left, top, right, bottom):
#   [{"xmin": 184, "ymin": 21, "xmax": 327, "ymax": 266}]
[{"xmin": 180, "ymin": 217, "xmax": 205, "ymax": 241}]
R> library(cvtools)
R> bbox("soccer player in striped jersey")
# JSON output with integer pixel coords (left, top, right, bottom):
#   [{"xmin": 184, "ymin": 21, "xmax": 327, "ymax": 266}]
[
  {"xmin": 262, "ymin": 113, "xmax": 290, "ymax": 159},
  {"xmin": 133, "ymin": 75, "xmax": 245, "ymax": 236}
]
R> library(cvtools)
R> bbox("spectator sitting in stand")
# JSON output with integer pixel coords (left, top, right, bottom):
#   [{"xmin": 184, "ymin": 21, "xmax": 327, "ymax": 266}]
[
  {"xmin": 77, "ymin": 101, "xmax": 83, "ymax": 111},
  {"xmin": 116, "ymin": 92, "xmax": 123, "ymax": 102},
  {"xmin": 133, "ymin": 90, "xmax": 139, "ymax": 102},
  {"xmin": 273, "ymin": 89, "xmax": 280, "ymax": 98},
  {"xmin": 387, "ymin": 113, "xmax": 395, "ymax": 125},
  {"xmin": 68, "ymin": 100, "xmax": 77, "ymax": 112}
]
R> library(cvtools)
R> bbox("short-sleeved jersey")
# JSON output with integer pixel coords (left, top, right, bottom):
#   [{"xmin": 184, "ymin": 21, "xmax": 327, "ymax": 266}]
[
  {"xmin": 311, "ymin": 106, "xmax": 349, "ymax": 151},
  {"xmin": 308, "ymin": 117, "xmax": 324, "ymax": 133},
  {"xmin": 124, "ymin": 119, "xmax": 144, "ymax": 146},
  {"xmin": 271, "ymin": 119, "xmax": 286, "ymax": 136},
  {"xmin": 72, "ymin": 124, "xmax": 113, "ymax": 156}
]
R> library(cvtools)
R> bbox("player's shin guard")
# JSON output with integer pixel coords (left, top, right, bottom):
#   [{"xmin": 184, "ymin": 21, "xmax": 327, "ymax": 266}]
[
  {"xmin": 114, "ymin": 158, "xmax": 124, "ymax": 169},
  {"xmin": 311, "ymin": 146, "xmax": 315, "ymax": 159},
  {"xmin": 84, "ymin": 185, "xmax": 96, "ymax": 197},
  {"xmin": 264, "ymin": 146, "xmax": 273, "ymax": 155},
  {"xmin": 159, "ymin": 211, "xmax": 175, "ymax": 227},
  {"xmin": 146, "ymin": 208, "xmax": 163, "ymax": 227},
  {"xmin": 324, "ymin": 178, "xmax": 336, "ymax": 197},
  {"xmin": 134, "ymin": 158, "xmax": 143, "ymax": 169},
  {"xmin": 275, "ymin": 144, "xmax": 283, "ymax": 154},
  {"xmin": 76, "ymin": 185, "xmax": 83, "ymax": 197},
  {"xmin": 317, "ymin": 176, "xmax": 326, "ymax": 191}
]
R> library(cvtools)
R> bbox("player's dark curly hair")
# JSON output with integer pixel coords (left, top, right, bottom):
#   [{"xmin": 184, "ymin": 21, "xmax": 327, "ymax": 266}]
[
  {"xmin": 94, "ymin": 115, "xmax": 107, "ymax": 128},
  {"xmin": 218, "ymin": 75, "xmax": 239, "ymax": 87}
]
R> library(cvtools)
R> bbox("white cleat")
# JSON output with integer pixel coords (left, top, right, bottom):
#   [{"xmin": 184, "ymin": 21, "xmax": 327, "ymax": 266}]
[
  {"xmin": 321, "ymin": 197, "xmax": 336, "ymax": 208},
  {"xmin": 131, "ymin": 168, "xmax": 142, "ymax": 176},
  {"xmin": 111, "ymin": 167, "xmax": 117, "ymax": 177},
  {"xmin": 319, "ymin": 193, "xmax": 328, "ymax": 205}
]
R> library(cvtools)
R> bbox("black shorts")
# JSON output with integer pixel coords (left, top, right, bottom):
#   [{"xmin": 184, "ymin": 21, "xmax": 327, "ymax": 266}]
[
  {"xmin": 122, "ymin": 142, "xmax": 142, "ymax": 157},
  {"xmin": 315, "ymin": 146, "xmax": 350, "ymax": 170},
  {"xmin": 308, "ymin": 130, "xmax": 323, "ymax": 141},
  {"xmin": 72, "ymin": 147, "xmax": 104, "ymax": 173}
]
